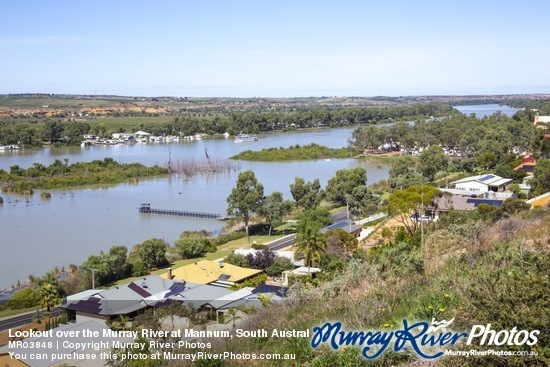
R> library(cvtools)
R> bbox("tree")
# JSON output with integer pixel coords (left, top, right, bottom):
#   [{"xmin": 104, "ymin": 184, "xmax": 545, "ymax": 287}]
[
  {"xmin": 174, "ymin": 236, "xmax": 214, "ymax": 259},
  {"xmin": 325, "ymin": 167, "xmax": 367, "ymax": 206},
  {"xmin": 325, "ymin": 228, "xmax": 358, "ymax": 253},
  {"xmin": 529, "ymin": 159, "xmax": 550, "ymax": 197},
  {"xmin": 42, "ymin": 120, "xmax": 64, "ymax": 143},
  {"xmin": 105, "ymin": 245, "xmax": 131, "ymax": 281},
  {"xmin": 384, "ymin": 185, "xmax": 439, "ymax": 236},
  {"xmin": 139, "ymin": 238, "xmax": 169, "ymax": 270},
  {"xmin": 290, "ymin": 177, "xmax": 323, "ymax": 210},
  {"xmin": 294, "ymin": 219, "xmax": 326, "ymax": 274},
  {"xmin": 64, "ymin": 121, "xmax": 90, "ymax": 145},
  {"xmin": 258, "ymin": 191, "xmax": 285, "ymax": 236},
  {"xmin": 97, "ymin": 123, "xmax": 109, "ymax": 138},
  {"xmin": 417, "ymin": 145, "xmax": 448, "ymax": 181},
  {"xmin": 227, "ymin": 170, "xmax": 264, "ymax": 239},
  {"xmin": 246, "ymin": 249, "xmax": 276, "ymax": 270},
  {"xmin": 296, "ymin": 208, "xmax": 332, "ymax": 233},
  {"xmin": 346, "ymin": 185, "xmax": 380, "ymax": 216},
  {"xmin": 7, "ymin": 288, "xmax": 40, "ymax": 309},
  {"xmin": 39, "ymin": 282, "xmax": 61, "ymax": 312},
  {"xmin": 225, "ymin": 307, "xmax": 242, "ymax": 328},
  {"xmin": 223, "ymin": 253, "xmax": 249, "ymax": 268},
  {"xmin": 81, "ymin": 246, "xmax": 131, "ymax": 286},
  {"xmin": 265, "ymin": 256, "xmax": 295, "ymax": 276}
]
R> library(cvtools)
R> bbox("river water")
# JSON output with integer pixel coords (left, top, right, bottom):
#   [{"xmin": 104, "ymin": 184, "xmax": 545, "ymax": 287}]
[
  {"xmin": 0, "ymin": 104, "xmax": 518, "ymax": 290},
  {"xmin": 0, "ymin": 127, "xmax": 390, "ymax": 289}
]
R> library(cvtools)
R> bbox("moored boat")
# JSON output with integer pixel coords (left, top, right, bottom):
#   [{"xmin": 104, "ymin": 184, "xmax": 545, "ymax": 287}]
[{"xmin": 234, "ymin": 134, "xmax": 258, "ymax": 143}]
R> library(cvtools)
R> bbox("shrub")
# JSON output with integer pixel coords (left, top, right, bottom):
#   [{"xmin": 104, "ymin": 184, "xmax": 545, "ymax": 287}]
[
  {"xmin": 131, "ymin": 261, "xmax": 149, "ymax": 277},
  {"xmin": 7, "ymin": 287, "xmax": 40, "ymax": 309},
  {"xmin": 265, "ymin": 256, "xmax": 295, "ymax": 276},
  {"xmin": 223, "ymin": 253, "xmax": 249, "ymax": 268},
  {"xmin": 211, "ymin": 231, "xmax": 246, "ymax": 246},
  {"xmin": 175, "ymin": 237, "xmax": 214, "ymax": 259}
]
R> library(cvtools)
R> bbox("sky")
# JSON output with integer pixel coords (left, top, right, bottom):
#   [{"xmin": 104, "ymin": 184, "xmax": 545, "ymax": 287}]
[{"xmin": 1, "ymin": 0, "xmax": 549, "ymax": 98}]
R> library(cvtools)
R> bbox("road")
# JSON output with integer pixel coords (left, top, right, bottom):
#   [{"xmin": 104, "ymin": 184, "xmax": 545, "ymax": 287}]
[
  {"xmin": 267, "ymin": 234, "xmax": 297, "ymax": 251},
  {"xmin": 266, "ymin": 210, "xmax": 349, "ymax": 251},
  {"xmin": 0, "ymin": 307, "xmax": 62, "ymax": 332},
  {"xmin": 331, "ymin": 210, "xmax": 349, "ymax": 223}
]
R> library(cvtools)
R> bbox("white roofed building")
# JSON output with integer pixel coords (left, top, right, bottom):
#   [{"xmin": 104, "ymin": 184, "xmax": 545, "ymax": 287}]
[{"xmin": 450, "ymin": 174, "xmax": 513, "ymax": 193}]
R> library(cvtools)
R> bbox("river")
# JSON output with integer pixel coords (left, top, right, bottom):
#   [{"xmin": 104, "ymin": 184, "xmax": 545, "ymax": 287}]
[
  {"xmin": 0, "ymin": 127, "xmax": 389, "ymax": 290},
  {"xmin": 0, "ymin": 104, "xmax": 518, "ymax": 290}
]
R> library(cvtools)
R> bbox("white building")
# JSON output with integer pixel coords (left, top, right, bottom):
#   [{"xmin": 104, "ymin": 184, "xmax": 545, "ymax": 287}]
[{"xmin": 450, "ymin": 174, "xmax": 513, "ymax": 193}]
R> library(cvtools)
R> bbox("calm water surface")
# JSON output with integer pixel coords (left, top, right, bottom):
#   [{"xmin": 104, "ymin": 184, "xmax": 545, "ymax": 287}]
[
  {"xmin": 454, "ymin": 104, "xmax": 518, "ymax": 118},
  {"xmin": 0, "ymin": 127, "xmax": 388, "ymax": 289}
]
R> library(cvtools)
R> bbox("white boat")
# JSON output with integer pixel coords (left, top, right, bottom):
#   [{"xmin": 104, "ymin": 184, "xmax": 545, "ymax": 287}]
[
  {"xmin": 234, "ymin": 134, "xmax": 258, "ymax": 143},
  {"xmin": 0, "ymin": 144, "xmax": 22, "ymax": 150}
]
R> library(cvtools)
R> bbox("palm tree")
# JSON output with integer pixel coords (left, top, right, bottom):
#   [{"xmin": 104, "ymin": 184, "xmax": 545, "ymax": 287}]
[
  {"xmin": 259, "ymin": 293, "xmax": 274, "ymax": 308},
  {"xmin": 225, "ymin": 307, "xmax": 242, "ymax": 329},
  {"xmin": 39, "ymin": 282, "xmax": 60, "ymax": 312},
  {"xmin": 294, "ymin": 222, "xmax": 326, "ymax": 274}
]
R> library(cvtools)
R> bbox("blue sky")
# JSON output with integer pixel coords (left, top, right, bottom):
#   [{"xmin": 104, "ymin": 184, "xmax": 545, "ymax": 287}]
[{"xmin": 1, "ymin": 0, "xmax": 549, "ymax": 97}]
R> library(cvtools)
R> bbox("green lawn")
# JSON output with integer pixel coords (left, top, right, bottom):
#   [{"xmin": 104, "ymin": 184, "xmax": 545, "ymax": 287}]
[{"xmin": 0, "ymin": 305, "xmax": 38, "ymax": 319}]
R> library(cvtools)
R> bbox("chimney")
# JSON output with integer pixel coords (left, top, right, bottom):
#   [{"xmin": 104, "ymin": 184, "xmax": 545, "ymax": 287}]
[{"xmin": 168, "ymin": 268, "xmax": 173, "ymax": 279}]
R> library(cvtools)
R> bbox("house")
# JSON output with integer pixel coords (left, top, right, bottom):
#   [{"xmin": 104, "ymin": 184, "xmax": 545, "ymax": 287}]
[
  {"xmin": 133, "ymin": 130, "xmax": 150, "ymax": 137},
  {"xmin": 160, "ymin": 260, "xmax": 263, "ymax": 287},
  {"xmin": 62, "ymin": 275, "xmax": 178, "ymax": 322},
  {"xmin": 518, "ymin": 175, "xmax": 534, "ymax": 195},
  {"xmin": 0, "ymin": 319, "xmax": 131, "ymax": 367},
  {"xmin": 450, "ymin": 174, "xmax": 513, "ymax": 193},
  {"xmin": 534, "ymin": 115, "xmax": 550, "ymax": 127},
  {"xmin": 319, "ymin": 219, "xmax": 362, "ymax": 238},
  {"xmin": 434, "ymin": 193, "xmax": 505, "ymax": 215},
  {"xmin": 526, "ymin": 192, "xmax": 550, "ymax": 207},
  {"xmin": 514, "ymin": 156, "xmax": 537, "ymax": 173}
]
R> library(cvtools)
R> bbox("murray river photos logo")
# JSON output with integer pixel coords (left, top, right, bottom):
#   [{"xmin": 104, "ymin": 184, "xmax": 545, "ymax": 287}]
[{"xmin": 310, "ymin": 318, "xmax": 540, "ymax": 359}]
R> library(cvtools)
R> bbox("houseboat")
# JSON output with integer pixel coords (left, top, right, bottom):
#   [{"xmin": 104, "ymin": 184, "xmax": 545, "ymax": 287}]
[{"xmin": 234, "ymin": 134, "xmax": 258, "ymax": 143}]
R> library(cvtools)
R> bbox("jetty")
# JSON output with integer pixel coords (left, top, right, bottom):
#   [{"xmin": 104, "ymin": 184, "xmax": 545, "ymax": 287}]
[{"xmin": 139, "ymin": 203, "xmax": 225, "ymax": 220}]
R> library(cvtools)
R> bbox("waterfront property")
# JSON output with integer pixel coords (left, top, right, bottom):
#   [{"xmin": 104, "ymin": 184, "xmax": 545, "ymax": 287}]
[
  {"xmin": 62, "ymin": 275, "xmax": 178, "ymax": 322},
  {"xmin": 161, "ymin": 260, "xmax": 263, "ymax": 287}
]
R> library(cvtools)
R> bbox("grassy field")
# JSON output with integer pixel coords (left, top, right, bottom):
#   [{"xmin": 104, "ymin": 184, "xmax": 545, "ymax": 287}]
[
  {"xmin": 0, "ymin": 96, "xmax": 135, "ymax": 108},
  {"xmin": 86, "ymin": 116, "xmax": 175, "ymax": 130},
  {"xmin": 0, "ymin": 305, "xmax": 38, "ymax": 319}
]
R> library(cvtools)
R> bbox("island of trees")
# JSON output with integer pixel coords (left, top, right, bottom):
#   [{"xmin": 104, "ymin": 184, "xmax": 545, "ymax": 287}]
[
  {"xmin": 0, "ymin": 158, "xmax": 167, "ymax": 195},
  {"xmin": 230, "ymin": 143, "xmax": 352, "ymax": 161}
]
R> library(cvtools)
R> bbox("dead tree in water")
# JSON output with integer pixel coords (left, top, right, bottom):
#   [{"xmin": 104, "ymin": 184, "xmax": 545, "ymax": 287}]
[{"xmin": 168, "ymin": 158, "xmax": 240, "ymax": 178}]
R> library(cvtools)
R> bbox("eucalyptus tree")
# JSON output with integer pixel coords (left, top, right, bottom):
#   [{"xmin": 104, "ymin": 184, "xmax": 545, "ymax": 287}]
[{"xmin": 227, "ymin": 170, "xmax": 264, "ymax": 239}]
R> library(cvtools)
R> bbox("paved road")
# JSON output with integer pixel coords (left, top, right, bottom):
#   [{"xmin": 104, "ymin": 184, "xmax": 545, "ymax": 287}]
[
  {"xmin": 267, "ymin": 234, "xmax": 297, "ymax": 251},
  {"xmin": 331, "ymin": 210, "xmax": 349, "ymax": 223},
  {"xmin": 0, "ymin": 307, "xmax": 62, "ymax": 332}
]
